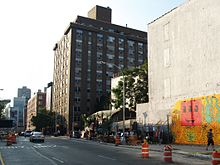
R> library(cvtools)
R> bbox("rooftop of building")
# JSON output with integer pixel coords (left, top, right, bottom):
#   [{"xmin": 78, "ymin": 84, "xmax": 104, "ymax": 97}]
[
  {"xmin": 53, "ymin": 5, "xmax": 147, "ymax": 48},
  {"xmin": 148, "ymin": 0, "xmax": 189, "ymax": 25}
]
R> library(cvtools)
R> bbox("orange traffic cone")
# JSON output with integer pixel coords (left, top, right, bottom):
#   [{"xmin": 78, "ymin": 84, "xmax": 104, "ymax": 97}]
[
  {"xmin": 164, "ymin": 145, "xmax": 173, "ymax": 162},
  {"xmin": 212, "ymin": 151, "xmax": 220, "ymax": 165},
  {"xmin": 115, "ymin": 135, "xmax": 121, "ymax": 146},
  {"xmin": 142, "ymin": 139, "xmax": 149, "ymax": 159}
]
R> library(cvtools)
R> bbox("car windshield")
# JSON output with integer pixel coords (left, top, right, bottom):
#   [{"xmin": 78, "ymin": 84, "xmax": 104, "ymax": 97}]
[{"xmin": 33, "ymin": 132, "xmax": 43, "ymax": 135}]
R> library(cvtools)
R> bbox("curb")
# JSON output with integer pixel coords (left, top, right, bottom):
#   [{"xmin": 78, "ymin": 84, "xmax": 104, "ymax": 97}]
[
  {"xmin": 174, "ymin": 150, "xmax": 212, "ymax": 160},
  {"xmin": 97, "ymin": 142, "xmax": 212, "ymax": 160}
]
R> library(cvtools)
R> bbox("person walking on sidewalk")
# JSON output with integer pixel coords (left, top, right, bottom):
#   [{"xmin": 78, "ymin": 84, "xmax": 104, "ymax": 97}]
[{"xmin": 206, "ymin": 129, "xmax": 215, "ymax": 151}]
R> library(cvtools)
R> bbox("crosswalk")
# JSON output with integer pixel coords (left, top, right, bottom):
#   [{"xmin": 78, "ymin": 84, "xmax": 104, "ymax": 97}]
[
  {"xmin": 0, "ymin": 146, "xmax": 25, "ymax": 149},
  {"xmin": 33, "ymin": 145, "xmax": 56, "ymax": 149},
  {"xmin": 0, "ymin": 145, "xmax": 57, "ymax": 150}
]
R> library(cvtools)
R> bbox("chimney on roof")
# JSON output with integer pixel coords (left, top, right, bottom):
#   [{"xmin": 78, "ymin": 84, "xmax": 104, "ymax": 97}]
[{"xmin": 88, "ymin": 5, "xmax": 112, "ymax": 23}]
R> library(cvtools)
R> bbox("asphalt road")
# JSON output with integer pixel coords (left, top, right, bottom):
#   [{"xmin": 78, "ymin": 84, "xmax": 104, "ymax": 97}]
[{"xmin": 0, "ymin": 136, "xmax": 210, "ymax": 165}]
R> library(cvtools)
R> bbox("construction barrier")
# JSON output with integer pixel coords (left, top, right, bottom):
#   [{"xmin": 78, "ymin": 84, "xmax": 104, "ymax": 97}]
[
  {"xmin": 6, "ymin": 134, "xmax": 12, "ymax": 146},
  {"xmin": 11, "ymin": 134, "xmax": 16, "ymax": 143},
  {"xmin": 128, "ymin": 136, "xmax": 141, "ymax": 146},
  {"xmin": 142, "ymin": 140, "xmax": 149, "ymax": 158},
  {"xmin": 212, "ymin": 151, "xmax": 220, "ymax": 165},
  {"xmin": 164, "ymin": 145, "xmax": 172, "ymax": 162},
  {"xmin": 115, "ymin": 135, "xmax": 121, "ymax": 146}
]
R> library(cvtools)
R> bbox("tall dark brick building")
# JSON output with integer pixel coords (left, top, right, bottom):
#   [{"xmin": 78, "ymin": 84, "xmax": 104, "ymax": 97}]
[{"xmin": 52, "ymin": 5, "xmax": 147, "ymax": 134}]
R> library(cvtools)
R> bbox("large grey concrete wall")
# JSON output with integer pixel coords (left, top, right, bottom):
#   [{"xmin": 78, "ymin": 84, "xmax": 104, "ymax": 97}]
[{"xmin": 147, "ymin": 0, "xmax": 220, "ymax": 123}]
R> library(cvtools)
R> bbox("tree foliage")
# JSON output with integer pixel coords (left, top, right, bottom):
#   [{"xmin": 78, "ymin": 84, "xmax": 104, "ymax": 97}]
[
  {"xmin": 111, "ymin": 60, "xmax": 148, "ymax": 111},
  {"xmin": 81, "ymin": 113, "xmax": 97, "ymax": 129},
  {"xmin": 97, "ymin": 115, "xmax": 113, "ymax": 135},
  {"xmin": 0, "ymin": 103, "xmax": 4, "ymax": 119},
  {"xmin": 0, "ymin": 100, "xmax": 10, "ymax": 119},
  {"xmin": 31, "ymin": 109, "xmax": 55, "ymax": 131}
]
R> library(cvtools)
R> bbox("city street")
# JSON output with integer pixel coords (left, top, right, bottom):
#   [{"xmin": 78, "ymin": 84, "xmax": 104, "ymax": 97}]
[{"xmin": 0, "ymin": 136, "xmax": 210, "ymax": 165}]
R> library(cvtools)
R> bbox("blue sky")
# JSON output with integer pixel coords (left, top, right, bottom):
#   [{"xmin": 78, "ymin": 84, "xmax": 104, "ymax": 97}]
[{"xmin": 0, "ymin": 0, "xmax": 185, "ymax": 100}]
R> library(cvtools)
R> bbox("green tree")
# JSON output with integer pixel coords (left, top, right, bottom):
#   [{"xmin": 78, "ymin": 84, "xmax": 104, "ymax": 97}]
[
  {"xmin": 97, "ymin": 115, "xmax": 113, "ymax": 135},
  {"xmin": 31, "ymin": 109, "xmax": 54, "ymax": 132},
  {"xmin": 81, "ymin": 114, "xmax": 90, "ymax": 128},
  {"xmin": 0, "ymin": 102, "xmax": 4, "ymax": 119},
  {"xmin": 81, "ymin": 113, "xmax": 97, "ymax": 130},
  {"xmin": 134, "ymin": 60, "xmax": 148, "ymax": 103},
  {"xmin": 0, "ymin": 100, "xmax": 10, "ymax": 119},
  {"xmin": 111, "ymin": 60, "xmax": 148, "ymax": 111}
]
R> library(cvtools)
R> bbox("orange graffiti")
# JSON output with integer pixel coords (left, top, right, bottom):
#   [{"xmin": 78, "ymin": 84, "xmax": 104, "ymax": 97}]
[{"xmin": 171, "ymin": 94, "xmax": 220, "ymax": 145}]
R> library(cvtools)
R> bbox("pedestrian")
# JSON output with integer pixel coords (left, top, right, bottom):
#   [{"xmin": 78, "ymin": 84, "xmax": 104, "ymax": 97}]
[{"xmin": 206, "ymin": 129, "xmax": 215, "ymax": 151}]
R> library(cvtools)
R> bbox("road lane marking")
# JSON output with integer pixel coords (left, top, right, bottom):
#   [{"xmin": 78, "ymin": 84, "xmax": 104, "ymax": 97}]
[
  {"xmin": 0, "ymin": 146, "xmax": 25, "ymax": 149},
  {"xmin": 52, "ymin": 157, "xmax": 64, "ymax": 163},
  {"xmin": 32, "ymin": 147, "xmax": 57, "ymax": 165},
  {"xmin": 98, "ymin": 155, "xmax": 116, "ymax": 161},
  {"xmin": 0, "ymin": 145, "xmax": 57, "ymax": 150},
  {"xmin": 33, "ymin": 145, "xmax": 57, "ymax": 148},
  {"xmin": 0, "ymin": 152, "xmax": 5, "ymax": 165}
]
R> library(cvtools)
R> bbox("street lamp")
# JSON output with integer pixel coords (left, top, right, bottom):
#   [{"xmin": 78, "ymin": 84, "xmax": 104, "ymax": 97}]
[{"xmin": 100, "ymin": 61, "xmax": 126, "ymax": 144}]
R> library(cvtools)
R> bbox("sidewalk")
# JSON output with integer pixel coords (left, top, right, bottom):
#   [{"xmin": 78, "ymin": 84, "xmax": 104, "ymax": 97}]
[{"xmin": 130, "ymin": 143, "xmax": 214, "ymax": 160}]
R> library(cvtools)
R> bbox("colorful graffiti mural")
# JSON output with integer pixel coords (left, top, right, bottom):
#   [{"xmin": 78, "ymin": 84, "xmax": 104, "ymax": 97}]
[{"xmin": 171, "ymin": 94, "xmax": 220, "ymax": 144}]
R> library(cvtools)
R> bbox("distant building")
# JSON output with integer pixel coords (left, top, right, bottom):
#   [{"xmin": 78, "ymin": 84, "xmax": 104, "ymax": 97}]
[
  {"xmin": 17, "ymin": 86, "xmax": 31, "ymax": 130},
  {"xmin": 52, "ymin": 5, "xmax": 147, "ymax": 134},
  {"xmin": 18, "ymin": 86, "xmax": 31, "ymax": 99},
  {"xmin": 10, "ymin": 107, "xmax": 18, "ymax": 128},
  {"xmin": 13, "ymin": 97, "xmax": 26, "ymax": 130},
  {"xmin": 46, "ymin": 82, "xmax": 53, "ymax": 111},
  {"xmin": 27, "ymin": 90, "xmax": 46, "ymax": 130}
]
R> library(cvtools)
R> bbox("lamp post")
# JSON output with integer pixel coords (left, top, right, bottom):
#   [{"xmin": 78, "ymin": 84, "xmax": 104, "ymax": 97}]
[
  {"xmin": 167, "ymin": 113, "xmax": 171, "ymax": 144},
  {"xmin": 100, "ymin": 61, "xmax": 126, "ymax": 144}
]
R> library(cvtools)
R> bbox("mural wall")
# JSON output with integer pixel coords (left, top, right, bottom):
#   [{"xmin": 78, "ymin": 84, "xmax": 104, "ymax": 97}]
[{"xmin": 171, "ymin": 94, "xmax": 220, "ymax": 144}]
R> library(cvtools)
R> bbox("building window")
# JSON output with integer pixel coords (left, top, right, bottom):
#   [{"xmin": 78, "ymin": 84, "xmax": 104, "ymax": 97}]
[
  {"xmin": 164, "ymin": 78, "xmax": 171, "ymax": 98},
  {"xmin": 163, "ymin": 23, "xmax": 169, "ymax": 41},
  {"xmin": 107, "ymin": 36, "xmax": 115, "ymax": 43},
  {"xmin": 164, "ymin": 48, "xmax": 170, "ymax": 67},
  {"xmin": 97, "ymin": 34, "xmax": 103, "ymax": 43}
]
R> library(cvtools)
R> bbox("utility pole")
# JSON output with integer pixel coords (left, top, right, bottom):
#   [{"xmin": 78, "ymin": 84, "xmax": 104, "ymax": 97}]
[{"xmin": 167, "ymin": 114, "xmax": 170, "ymax": 144}]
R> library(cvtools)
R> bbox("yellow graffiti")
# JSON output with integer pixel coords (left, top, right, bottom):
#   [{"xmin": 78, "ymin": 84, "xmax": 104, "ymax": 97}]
[{"xmin": 171, "ymin": 94, "xmax": 220, "ymax": 144}]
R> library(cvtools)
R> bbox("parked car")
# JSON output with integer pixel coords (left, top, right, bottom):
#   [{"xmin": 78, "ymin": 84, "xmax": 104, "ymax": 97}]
[
  {"xmin": 29, "ymin": 132, "xmax": 45, "ymax": 143},
  {"xmin": 19, "ymin": 132, "xmax": 25, "ymax": 136},
  {"xmin": 24, "ymin": 130, "xmax": 32, "ymax": 137},
  {"xmin": 0, "ymin": 131, "xmax": 8, "ymax": 140},
  {"xmin": 73, "ymin": 131, "xmax": 81, "ymax": 138}
]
